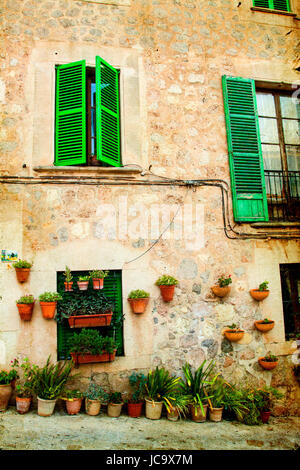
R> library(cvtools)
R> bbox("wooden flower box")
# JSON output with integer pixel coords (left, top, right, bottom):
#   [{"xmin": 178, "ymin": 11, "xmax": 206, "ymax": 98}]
[
  {"xmin": 67, "ymin": 311, "xmax": 113, "ymax": 328},
  {"xmin": 70, "ymin": 350, "xmax": 117, "ymax": 366}
]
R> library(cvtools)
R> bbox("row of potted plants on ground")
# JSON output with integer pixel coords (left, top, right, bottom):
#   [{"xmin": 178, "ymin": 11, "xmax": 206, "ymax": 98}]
[{"xmin": 0, "ymin": 356, "xmax": 283, "ymax": 425}]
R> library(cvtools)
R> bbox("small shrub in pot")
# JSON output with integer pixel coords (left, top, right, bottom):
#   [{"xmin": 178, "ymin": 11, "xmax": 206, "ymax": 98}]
[
  {"xmin": 128, "ymin": 289, "xmax": 150, "ymax": 314},
  {"xmin": 155, "ymin": 275, "xmax": 179, "ymax": 302}
]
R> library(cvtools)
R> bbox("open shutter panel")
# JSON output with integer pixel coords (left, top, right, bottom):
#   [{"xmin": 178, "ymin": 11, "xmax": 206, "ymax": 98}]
[
  {"xmin": 55, "ymin": 61, "xmax": 86, "ymax": 166},
  {"xmin": 222, "ymin": 75, "xmax": 269, "ymax": 222},
  {"xmin": 253, "ymin": 0, "xmax": 290, "ymax": 11},
  {"xmin": 95, "ymin": 56, "xmax": 121, "ymax": 167}
]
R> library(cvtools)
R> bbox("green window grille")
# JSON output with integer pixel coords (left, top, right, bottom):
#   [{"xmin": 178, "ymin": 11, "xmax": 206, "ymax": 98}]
[
  {"xmin": 57, "ymin": 270, "xmax": 124, "ymax": 360},
  {"xmin": 222, "ymin": 75, "xmax": 269, "ymax": 222},
  {"xmin": 252, "ymin": 0, "xmax": 291, "ymax": 11}
]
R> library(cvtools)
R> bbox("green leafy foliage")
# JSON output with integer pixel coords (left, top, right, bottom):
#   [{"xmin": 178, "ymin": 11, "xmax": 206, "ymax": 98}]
[
  {"xmin": 155, "ymin": 275, "xmax": 179, "ymax": 286},
  {"xmin": 109, "ymin": 391, "xmax": 123, "ymax": 404},
  {"xmin": 39, "ymin": 292, "xmax": 63, "ymax": 302},
  {"xmin": 16, "ymin": 295, "xmax": 35, "ymax": 304},
  {"xmin": 260, "ymin": 318, "xmax": 274, "ymax": 324},
  {"xmin": 78, "ymin": 276, "xmax": 90, "ymax": 282},
  {"xmin": 128, "ymin": 290, "xmax": 150, "ymax": 299},
  {"xmin": 258, "ymin": 281, "xmax": 269, "ymax": 291},
  {"xmin": 226, "ymin": 323, "xmax": 241, "ymax": 330},
  {"xmin": 14, "ymin": 357, "xmax": 37, "ymax": 398},
  {"xmin": 128, "ymin": 372, "xmax": 147, "ymax": 403},
  {"xmin": 252, "ymin": 386, "xmax": 283, "ymax": 412},
  {"xmin": 13, "ymin": 259, "xmax": 32, "ymax": 269},
  {"xmin": 217, "ymin": 274, "xmax": 232, "ymax": 287},
  {"xmin": 61, "ymin": 389, "xmax": 83, "ymax": 400},
  {"xmin": 56, "ymin": 291, "xmax": 114, "ymax": 322},
  {"xmin": 84, "ymin": 381, "xmax": 109, "ymax": 401},
  {"xmin": 64, "ymin": 266, "xmax": 73, "ymax": 283},
  {"xmin": 262, "ymin": 353, "xmax": 278, "ymax": 362},
  {"xmin": 145, "ymin": 366, "xmax": 181, "ymax": 411},
  {"xmin": 89, "ymin": 270, "xmax": 109, "ymax": 279},
  {"xmin": 30, "ymin": 356, "xmax": 74, "ymax": 400},
  {"xmin": 180, "ymin": 361, "xmax": 216, "ymax": 415},
  {"xmin": 0, "ymin": 363, "xmax": 18, "ymax": 385},
  {"xmin": 68, "ymin": 329, "xmax": 118, "ymax": 355}
]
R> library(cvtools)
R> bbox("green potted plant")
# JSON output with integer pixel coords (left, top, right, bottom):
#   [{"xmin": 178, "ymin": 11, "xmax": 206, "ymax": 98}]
[
  {"xmin": 89, "ymin": 270, "xmax": 109, "ymax": 290},
  {"xmin": 39, "ymin": 292, "xmax": 62, "ymax": 319},
  {"xmin": 253, "ymin": 386, "xmax": 283, "ymax": 424},
  {"xmin": 63, "ymin": 266, "xmax": 73, "ymax": 292},
  {"xmin": 206, "ymin": 375, "xmax": 228, "ymax": 422},
  {"xmin": 180, "ymin": 360, "xmax": 215, "ymax": 423},
  {"xmin": 224, "ymin": 323, "xmax": 245, "ymax": 342},
  {"xmin": 84, "ymin": 381, "xmax": 109, "ymax": 416},
  {"xmin": 155, "ymin": 275, "xmax": 179, "ymax": 302},
  {"xmin": 14, "ymin": 357, "xmax": 36, "ymax": 414},
  {"xmin": 60, "ymin": 389, "xmax": 83, "ymax": 415},
  {"xmin": 128, "ymin": 290, "xmax": 150, "ymax": 314},
  {"xmin": 77, "ymin": 275, "xmax": 90, "ymax": 291},
  {"xmin": 222, "ymin": 384, "xmax": 249, "ymax": 422},
  {"xmin": 68, "ymin": 329, "xmax": 118, "ymax": 366},
  {"xmin": 57, "ymin": 292, "xmax": 114, "ymax": 328},
  {"xmin": 0, "ymin": 361, "xmax": 19, "ymax": 412},
  {"xmin": 258, "ymin": 353, "xmax": 279, "ymax": 370},
  {"xmin": 30, "ymin": 356, "xmax": 74, "ymax": 417},
  {"xmin": 250, "ymin": 281, "xmax": 269, "ymax": 301},
  {"xmin": 145, "ymin": 366, "xmax": 181, "ymax": 420},
  {"xmin": 166, "ymin": 392, "xmax": 190, "ymax": 422},
  {"xmin": 16, "ymin": 294, "xmax": 35, "ymax": 321},
  {"xmin": 12, "ymin": 259, "xmax": 33, "ymax": 283},
  {"xmin": 254, "ymin": 318, "xmax": 275, "ymax": 333},
  {"xmin": 127, "ymin": 372, "xmax": 147, "ymax": 418},
  {"xmin": 211, "ymin": 274, "xmax": 232, "ymax": 298},
  {"xmin": 107, "ymin": 391, "xmax": 123, "ymax": 418}
]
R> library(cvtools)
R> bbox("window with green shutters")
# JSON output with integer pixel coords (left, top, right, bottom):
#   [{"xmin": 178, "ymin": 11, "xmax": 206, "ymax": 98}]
[
  {"xmin": 57, "ymin": 270, "xmax": 124, "ymax": 361},
  {"xmin": 55, "ymin": 56, "xmax": 121, "ymax": 167},
  {"xmin": 222, "ymin": 75, "xmax": 269, "ymax": 222},
  {"xmin": 252, "ymin": 0, "xmax": 291, "ymax": 12}
]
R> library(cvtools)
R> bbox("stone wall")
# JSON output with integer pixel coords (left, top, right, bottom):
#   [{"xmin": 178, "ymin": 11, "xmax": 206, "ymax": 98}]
[{"xmin": 0, "ymin": 0, "xmax": 300, "ymax": 415}]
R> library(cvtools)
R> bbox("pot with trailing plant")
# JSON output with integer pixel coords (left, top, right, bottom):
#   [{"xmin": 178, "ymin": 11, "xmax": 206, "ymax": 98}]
[
  {"xmin": 126, "ymin": 372, "xmax": 147, "ymax": 418},
  {"xmin": 57, "ymin": 292, "xmax": 114, "ymax": 328},
  {"xmin": 155, "ymin": 275, "xmax": 179, "ymax": 302},
  {"xmin": 128, "ymin": 290, "xmax": 150, "ymax": 314},
  {"xmin": 61, "ymin": 389, "xmax": 83, "ymax": 415},
  {"xmin": 84, "ymin": 381, "xmax": 109, "ymax": 416},
  {"xmin": 39, "ymin": 292, "xmax": 62, "ymax": 319},
  {"xmin": 181, "ymin": 360, "xmax": 216, "ymax": 423},
  {"xmin": 63, "ymin": 266, "xmax": 73, "ymax": 292},
  {"xmin": 0, "ymin": 362, "xmax": 18, "ymax": 411},
  {"xmin": 211, "ymin": 274, "xmax": 232, "ymax": 298},
  {"xmin": 224, "ymin": 323, "xmax": 245, "ymax": 342},
  {"xmin": 69, "ymin": 329, "xmax": 118, "ymax": 366},
  {"xmin": 89, "ymin": 270, "xmax": 109, "ymax": 290},
  {"xmin": 77, "ymin": 275, "xmax": 90, "ymax": 291},
  {"xmin": 14, "ymin": 357, "xmax": 36, "ymax": 414},
  {"xmin": 107, "ymin": 392, "xmax": 123, "ymax": 418},
  {"xmin": 12, "ymin": 259, "xmax": 33, "ymax": 283},
  {"xmin": 254, "ymin": 318, "xmax": 275, "ymax": 333},
  {"xmin": 253, "ymin": 386, "xmax": 283, "ymax": 424},
  {"xmin": 250, "ymin": 281, "xmax": 269, "ymax": 301},
  {"xmin": 145, "ymin": 366, "xmax": 181, "ymax": 420},
  {"xmin": 258, "ymin": 353, "xmax": 279, "ymax": 370},
  {"xmin": 16, "ymin": 294, "xmax": 35, "ymax": 321}
]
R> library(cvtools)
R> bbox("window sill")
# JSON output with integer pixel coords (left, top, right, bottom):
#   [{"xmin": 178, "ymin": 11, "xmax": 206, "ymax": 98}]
[
  {"xmin": 251, "ymin": 221, "xmax": 300, "ymax": 228},
  {"xmin": 250, "ymin": 7, "xmax": 296, "ymax": 17},
  {"xmin": 33, "ymin": 165, "xmax": 142, "ymax": 176}
]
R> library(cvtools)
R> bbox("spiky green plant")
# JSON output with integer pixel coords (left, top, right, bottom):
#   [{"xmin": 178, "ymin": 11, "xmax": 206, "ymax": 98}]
[
  {"xmin": 180, "ymin": 360, "xmax": 216, "ymax": 416},
  {"xmin": 31, "ymin": 356, "xmax": 74, "ymax": 400},
  {"xmin": 145, "ymin": 366, "xmax": 181, "ymax": 411}
]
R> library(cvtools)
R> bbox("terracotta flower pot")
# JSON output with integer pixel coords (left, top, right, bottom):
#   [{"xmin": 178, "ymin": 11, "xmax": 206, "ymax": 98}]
[
  {"xmin": 70, "ymin": 350, "xmax": 117, "ymax": 366},
  {"xmin": 40, "ymin": 301, "xmax": 57, "ymax": 319},
  {"xmin": 254, "ymin": 320, "xmax": 275, "ymax": 333},
  {"xmin": 85, "ymin": 398, "xmax": 101, "ymax": 416},
  {"xmin": 16, "ymin": 396, "xmax": 32, "ymax": 414},
  {"xmin": 92, "ymin": 278, "xmax": 104, "ymax": 290},
  {"xmin": 211, "ymin": 285, "xmax": 231, "ymax": 298},
  {"xmin": 224, "ymin": 329, "xmax": 244, "ymax": 342},
  {"xmin": 159, "ymin": 285, "xmax": 175, "ymax": 302},
  {"xmin": 68, "ymin": 312, "xmax": 113, "ymax": 328},
  {"xmin": 145, "ymin": 398, "xmax": 163, "ymax": 420},
  {"xmin": 209, "ymin": 406, "xmax": 224, "ymax": 422},
  {"xmin": 260, "ymin": 410, "xmax": 271, "ymax": 424},
  {"xmin": 15, "ymin": 268, "xmax": 30, "ymax": 283},
  {"xmin": 65, "ymin": 398, "xmax": 82, "ymax": 415},
  {"xmin": 167, "ymin": 406, "xmax": 179, "ymax": 422},
  {"xmin": 128, "ymin": 298, "xmax": 149, "ymax": 314},
  {"xmin": 37, "ymin": 397, "xmax": 57, "ymax": 416},
  {"xmin": 250, "ymin": 289, "xmax": 270, "ymax": 301},
  {"xmin": 0, "ymin": 384, "xmax": 12, "ymax": 412},
  {"xmin": 258, "ymin": 357, "xmax": 278, "ymax": 370},
  {"xmin": 16, "ymin": 302, "xmax": 35, "ymax": 321},
  {"xmin": 64, "ymin": 282, "xmax": 73, "ymax": 292},
  {"xmin": 127, "ymin": 402, "xmax": 143, "ymax": 418},
  {"xmin": 107, "ymin": 402, "xmax": 123, "ymax": 418},
  {"xmin": 190, "ymin": 404, "xmax": 208, "ymax": 423},
  {"xmin": 77, "ymin": 281, "xmax": 89, "ymax": 291}
]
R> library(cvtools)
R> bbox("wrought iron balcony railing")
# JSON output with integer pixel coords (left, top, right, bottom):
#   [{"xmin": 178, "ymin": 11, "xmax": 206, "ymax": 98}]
[{"xmin": 264, "ymin": 170, "xmax": 300, "ymax": 222}]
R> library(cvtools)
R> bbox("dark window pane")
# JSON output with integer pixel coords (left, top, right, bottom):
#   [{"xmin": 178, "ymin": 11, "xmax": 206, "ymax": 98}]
[{"xmin": 280, "ymin": 264, "xmax": 300, "ymax": 340}]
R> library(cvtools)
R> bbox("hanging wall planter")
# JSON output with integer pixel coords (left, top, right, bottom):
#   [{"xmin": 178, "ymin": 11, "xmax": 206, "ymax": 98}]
[
  {"xmin": 39, "ymin": 292, "xmax": 62, "ymax": 319},
  {"xmin": 254, "ymin": 319, "xmax": 275, "ymax": 333},
  {"xmin": 250, "ymin": 281, "xmax": 269, "ymax": 301},
  {"xmin": 89, "ymin": 270, "xmax": 109, "ymax": 290},
  {"xmin": 16, "ymin": 295, "xmax": 35, "ymax": 321},
  {"xmin": 211, "ymin": 274, "xmax": 232, "ymax": 298},
  {"xmin": 258, "ymin": 354, "xmax": 279, "ymax": 370},
  {"xmin": 13, "ymin": 259, "xmax": 33, "ymax": 283},
  {"xmin": 224, "ymin": 324, "xmax": 244, "ymax": 342},
  {"xmin": 77, "ymin": 277, "xmax": 90, "ymax": 291},
  {"xmin": 63, "ymin": 266, "xmax": 73, "ymax": 292},
  {"xmin": 128, "ymin": 290, "xmax": 150, "ymax": 314},
  {"xmin": 68, "ymin": 329, "xmax": 118, "ymax": 366},
  {"xmin": 70, "ymin": 350, "xmax": 117, "ymax": 366},
  {"xmin": 155, "ymin": 275, "xmax": 179, "ymax": 302},
  {"xmin": 67, "ymin": 311, "xmax": 113, "ymax": 329}
]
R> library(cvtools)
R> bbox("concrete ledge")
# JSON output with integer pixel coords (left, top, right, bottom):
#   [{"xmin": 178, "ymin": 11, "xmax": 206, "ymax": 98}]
[
  {"xmin": 250, "ymin": 7, "xmax": 297, "ymax": 17},
  {"xmin": 251, "ymin": 222, "xmax": 300, "ymax": 228},
  {"xmin": 33, "ymin": 165, "xmax": 142, "ymax": 176}
]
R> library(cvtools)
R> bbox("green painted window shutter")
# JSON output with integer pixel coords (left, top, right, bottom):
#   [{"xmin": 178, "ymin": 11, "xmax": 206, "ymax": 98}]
[
  {"xmin": 222, "ymin": 75, "xmax": 269, "ymax": 222},
  {"xmin": 95, "ymin": 56, "xmax": 121, "ymax": 167},
  {"xmin": 55, "ymin": 60, "xmax": 86, "ymax": 166},
  {"xmin": 253, "ymin": 0, "xmax": 291, "ymax": 11}
]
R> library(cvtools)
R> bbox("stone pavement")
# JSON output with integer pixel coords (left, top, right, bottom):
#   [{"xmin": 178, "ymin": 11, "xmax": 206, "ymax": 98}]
[{"xmin": 0, "ymin": 408, "xmax": 299, "ymax": 451}]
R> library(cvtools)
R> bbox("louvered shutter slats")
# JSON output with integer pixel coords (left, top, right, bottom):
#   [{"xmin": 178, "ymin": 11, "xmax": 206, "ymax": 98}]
[{"xmin": 253, "ymin": 0, "xmax": 290, "ymax": 11}]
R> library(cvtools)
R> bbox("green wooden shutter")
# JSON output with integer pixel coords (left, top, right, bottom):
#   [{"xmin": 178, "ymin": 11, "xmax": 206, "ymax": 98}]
[
  {"xmin": 253, "ymin": 0, "xmax": 290, "ymax": 11},
  {"xmin": 222, "ymin": 75, "xmax": 269, "ymax": 222},
  {"xmin": 95, "ymin": 56, "xmax": 121, "ymax": 167},
  {"xmin": 55, "ymin": 61, "xmax": 86, "ymax": 166}
]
